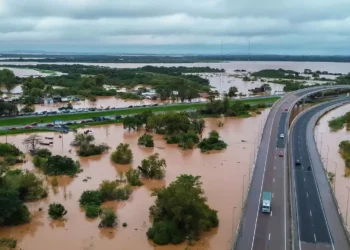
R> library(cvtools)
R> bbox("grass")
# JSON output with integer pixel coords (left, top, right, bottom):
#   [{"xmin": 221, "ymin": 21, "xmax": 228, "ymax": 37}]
[
  {"xmin": 0, "ymin": 128, "xmax": 53, "ymax": 136},
  {"xmin": 0, "ymin": 97, "xmax": 279, "ymax": 128},
  {"xmin": 328, "ymin": 116, "xmax": 346, "ymax": 131}
]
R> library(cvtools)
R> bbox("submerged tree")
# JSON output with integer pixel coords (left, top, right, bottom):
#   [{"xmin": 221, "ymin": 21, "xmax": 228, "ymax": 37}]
[
  {"xmin": 22, "ymin": 134, "xmax": 42, "ymax": 151},
  {"xmin": 147, "ymin": 175, "xmax": 218, "ymax": 245},
  {"xmin": 138, "ymin": 153, "xmax": 166, "ymax": 179},
  {"xmin": 111, "ymin": 143, "xmax": 133, "ymax": 164}
]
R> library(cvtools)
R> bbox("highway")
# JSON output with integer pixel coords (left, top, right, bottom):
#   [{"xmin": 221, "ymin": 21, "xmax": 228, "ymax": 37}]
[
  {"xmin": 234, "ymin": 86, "xmax": 350, "ymax": 250},
  {"xmin": 291, "ymin": 98, "xmax": 350, "ymax": 250}
]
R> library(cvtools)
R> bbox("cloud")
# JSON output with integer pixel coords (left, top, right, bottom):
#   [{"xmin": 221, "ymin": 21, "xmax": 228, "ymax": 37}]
[{"xmin": 0, "ymin": 0, "xmax": 350, "ymax": 54}]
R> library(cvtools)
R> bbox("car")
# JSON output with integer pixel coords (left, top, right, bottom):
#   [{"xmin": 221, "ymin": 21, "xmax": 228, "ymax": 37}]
[
  {"xmin": 46, "ymin": 123, "xmax": 54, "ymax": 127},
  {"xmin": 10, "ymin": 127, "xmax": 17, "ymax": 130},
  {"xmin": 284, "ymin": 107, "xmax": 288, "ymax": 111},
  {"xmin": 279, "ymin": 151, "xmax": 284, "ymax": 157},
  {"xmin": 31, "ymin": 122, "xmax": 38, "ymax": 126},
  {"xmin": 24, "ymin": 126, "xmax": 32, "ymax": 129},
  {"xmin": 295, "ymin": 160, "xmax": 301, "ymax": 165},
  {"xmin": 280, "ymin": 133, "xmax": 285, "ymax": 138}
]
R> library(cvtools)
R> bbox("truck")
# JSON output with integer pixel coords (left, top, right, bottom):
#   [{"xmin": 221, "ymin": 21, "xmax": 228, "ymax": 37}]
[{"xmin": 261, "ymin": 192, "xmax": 272, "ymax": 213}]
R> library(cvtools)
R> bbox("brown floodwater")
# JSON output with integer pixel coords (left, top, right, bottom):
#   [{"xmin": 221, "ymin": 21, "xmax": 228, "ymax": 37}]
[
  {"xmin": 0, "ymin": 111, "xmax": 268, "ymax": 250},
  {"xmin": 315, "ymin": 104, "xmax": 350, "ymax": 226}
]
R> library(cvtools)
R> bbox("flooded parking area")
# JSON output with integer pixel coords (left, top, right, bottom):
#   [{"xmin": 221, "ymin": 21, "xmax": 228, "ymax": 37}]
[{"xmin": 0, "ymin": 111, "xmax": 268, "ymax": 250}]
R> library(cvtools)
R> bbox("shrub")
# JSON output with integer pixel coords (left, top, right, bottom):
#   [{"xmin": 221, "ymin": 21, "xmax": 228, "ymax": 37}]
[
  {"xmin": 99, "ymin": 208, "xmax": 117, "ymax": 228},
  {"xmin": 111, "ymin": 143, "xmax": 133, "ymax": 164},
  {"xmin": 79, "ymin": 190, "xmax": 103, "ymax": 207},
  {"xmin": 99, "ymin": 180, "xmax": 119, "ymax": 201},
  {"xmin": 0, "ymin": 238, "xmax": 17, "ymax": 249},
  {"xmin": 32, "ymin": 156, "xmax": 47, "ymax": 168},
  {"xmin": 138, "ymin": 153, "xmax": 166, "ymax": 179},
  {"xmin": 0, "ymin": 143, "xmax": 21, "ymax": 157},
  {"xmin": 3, "ymin": 155, "xmax": 18, "ymax": 166},
  {"xmin": 165, "ymin": 134, "xmax": 181, "ymax": 144},
  {"xmin": 48, "ymin": 203, "xmax": 67, "ymax": 219},
  {"xmin": 71, "ymin": 133, "xmax": 95, "ymax": 147},
  {"xmin": 138, "ymin": 133, "xmax": 154, "ymax": 147},
  {"xmin": 43, "ymin": 155, "xmax": 80, "ymax": 176},
  {"xmin": 78, "ymin": 143, "xmax": 110, "ymax": 157},
  {"xmin": 115, "ymin": 185, "xmax": 132, "ymax": 201},
  {"xmin": 51, "ymin": 176, "xmax": 58, "ymax": 187},
  {"xmin": 85, "ymin": 205, "xmax": 101, "ymax": 219},
  {"xmin": 126, "ymin": 169, "xmax": 143, "ymax": 186},
  {"xmin": 2, "ymin": 169, "xmax": 47, "ymax": 201},
  {"xmin": 35, "ymin": 148, "xmax": 52, "ymax": 158},
  {"xmin": 198, "ymin": 130, "xmax": 227, "ymax": 152}
]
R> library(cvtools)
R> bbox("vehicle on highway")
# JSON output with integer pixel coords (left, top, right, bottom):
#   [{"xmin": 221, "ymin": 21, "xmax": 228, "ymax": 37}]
[
  {"xmin": 295, "ymin": 159, "xmax": 301, "ymax": 165},
  {"xmin": 280, "ymin": 133, "xmax": 285, "ymax": 138},
  {"xmin": 261, "ymin": 192, "xmax": 272, "ymax": 213},
  {"xmin": 284, "ymin": 106, "xmax": 288, "ymax": 111},
  {"xmin": 31, "ymin": 122, "xmax": 38, "ymax": 126},
  {"xmin": 24, "ymin": 125, "xmax": 32, "ymax": 129},
  {"xmin": 278, "ymin": 151, "xmax": 284, "ymax": 157},
  {"xmin": 46, "ymin": 123, "xmax": 54, "ymax": 127},
  {"xmin": 10, "ymin": 127, "xmax": 17, "ymax": 130}
]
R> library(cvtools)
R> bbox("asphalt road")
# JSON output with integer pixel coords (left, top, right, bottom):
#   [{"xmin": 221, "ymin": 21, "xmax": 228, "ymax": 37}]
[
  {"xmin": 291, "ymin": 98, "xmax": 350, "ymax": 250},
  {"xmin": 234, "ymin": 86, "xmax": 348, "ymax": 250}
]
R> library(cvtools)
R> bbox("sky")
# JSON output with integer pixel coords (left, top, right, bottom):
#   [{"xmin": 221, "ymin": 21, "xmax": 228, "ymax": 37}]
[{"xmin": 0, "ymin": 0, "xmax": 350, "ymax": 55}]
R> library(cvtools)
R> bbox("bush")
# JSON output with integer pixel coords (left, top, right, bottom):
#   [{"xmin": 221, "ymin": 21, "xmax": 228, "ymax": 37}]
[
  {"xmin": 0, "ymin": 237, "xmax": 17, "ymax": 249},
  {"xmin": 0, "ymin": 143, "xmax": 21, "ymax": 157},
  {"xmin": 48, "ymin": 203, "xmax": 67, "ymax": 219},
  {"xmin": 198, "ymin": 130, "xmax": 227, "ymax": 152},
  {"xmin": 2, "ymin": 169, "xmax": 47, "ymax": 201},
  {"xmin": 126, "ymin": 169, "xmax": 143, "ymax": 186},
  {"xmin": 43, "ymin": 155, "xmax": 80, "ymax": 176},
  {"xmin": 3, "ymin": 155, "xmax": 18, "ymax": 166},
  {"xmin": 79, "ymin": 190, "xmax": 103, "ymax": 207},
  {"xmin": 99, "ymin": 180, "xmax": 119, "ymax": 201},
  {"xmin": 32, "ymin": 156, "xmax": 47, "ymax": 168},
  {"xmin": 111, "ymin": 143, "xmax": 133, "ymax": 164},
  {"xmin": 99, "ymin": 208, "xmax": 117, "ymax": 228},
  {"xmin": 85, "ymin": 205, "xmax": 101, "ymax": 219},
  {"xmin": 165, "ymin": 134, "xmax": 181, "ymax": 144},
  {"xmin": 114, "ymin": 185, "xmax": 132, "ymax": 201},
  {"xmin": 138, "ymin": 133, "xmax": 154, "ymax": 147},
  {"xmin": 0, "ymin": 189, "xmax": 31, "ymax": 226},
  {"xmin": 78, "ymin": 143, "xmax": 110, "ymax": 157},
  {"xmin": 35, "ymin": 148, "xmax": 52, "ymax": 158},
  {"xmin": 138, "ymin": 153, "xmax": 166, "ymax": 179},
  {"xmin": 147, "ymin": 175, "xmax": 218, "ymax": 245},
  {"xmin": 71, "ymin": 133, "xmax": 95, "ymax": 147}
]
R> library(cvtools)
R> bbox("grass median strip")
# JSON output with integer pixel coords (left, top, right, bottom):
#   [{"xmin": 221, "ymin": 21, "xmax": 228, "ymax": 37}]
[{"xmin": 0, "ymin": 97, "xmax": 279, "ymax": 128}]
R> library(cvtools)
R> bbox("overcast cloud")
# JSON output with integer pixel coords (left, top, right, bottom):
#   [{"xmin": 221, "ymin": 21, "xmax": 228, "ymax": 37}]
[{"xmin": 0, "ymin": 0, "xmax": 350, "ymax": 54}]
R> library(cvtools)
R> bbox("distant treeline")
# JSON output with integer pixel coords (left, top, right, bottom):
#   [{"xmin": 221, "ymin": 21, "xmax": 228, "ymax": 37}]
[{"xmin": 2, "ymin": 54, "xmax": 350, "ymax": 63}]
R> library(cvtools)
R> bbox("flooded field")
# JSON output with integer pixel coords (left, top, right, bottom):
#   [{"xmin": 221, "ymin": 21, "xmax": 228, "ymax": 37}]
[
  {"xmin": 0, "ymin": 111, "xmax": 268, "ymax": 250},
  {"xmin": 315, "ymin": 104, "xmax": 350, "ymax": 225}
]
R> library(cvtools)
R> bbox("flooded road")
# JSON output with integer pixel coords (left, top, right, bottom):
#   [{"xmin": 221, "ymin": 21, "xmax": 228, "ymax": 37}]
[
  {"xmin": 0, "ymin": 111, "xmax": 268, "ymax": 250},
  {"xmin": 315, "ymin": 104, "xmax": 350, "ymax": 226}
]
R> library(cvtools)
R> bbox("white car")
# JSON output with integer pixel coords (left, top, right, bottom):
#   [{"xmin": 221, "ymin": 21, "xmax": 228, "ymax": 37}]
[{"xmin": 280, "ymin": 133, "xmax": 285, "ymax": 138}]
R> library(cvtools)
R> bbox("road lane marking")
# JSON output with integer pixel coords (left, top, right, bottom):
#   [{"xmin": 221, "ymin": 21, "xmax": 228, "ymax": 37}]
[
  {"xmin": 310, "ymin": 210, "xmax": 312, "ymax": 217},
  {"xmin": 304, "ymin": 178, "xmax": 306, "ymax": 182},
  {"xmin": 272, "ymin": 193, "xmax": 274, "ymax": 198},
  {"xmin": 314, "ymin": 234, "xmax": 317, "ymax": 242},
  {"xmin": 275, "ymin": 156, "xmax": 276, "ymax": 159},
  {"xmin": 273, "ymin": 178, "xmax": 275, "ymax": 183},
  {"xmin": 274, "ymin": 166, "xmax": 276, "ymax": 170},
  {"xmin": 270, "ymin": 211, "xmax": 272, "ymax": 217},
  {"xmin": 269, "ymin": 233, "xmax": 271, "ymax": 241},
  {"xmin": 306, "ymin": 192, "xmax": 308, "ymax": 198}
]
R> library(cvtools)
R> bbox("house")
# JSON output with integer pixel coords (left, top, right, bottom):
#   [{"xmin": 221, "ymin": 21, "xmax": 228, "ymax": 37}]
[
  {"xmin": 199, "ymin": 92, "xmax": 209, "ymax": 99},
  {"xmin": 43, "ymin": 97, "xmax": 54, "ymax": 105}
]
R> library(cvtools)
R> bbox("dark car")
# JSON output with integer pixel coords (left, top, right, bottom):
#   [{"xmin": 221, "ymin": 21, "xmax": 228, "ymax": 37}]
[
  {"xmin": 46, "ymin": 123, "xmax": 54, "ymax": 127},
  {"xmin": 295, "ymin": 159, "xmax": 301, "ymax": 165},
  {"xmin": 278, "ymin": 151, "xmax": 284, "ymax": 157},
  {"xmin": 128, "ymin": 105, "xmax": 134, "ymax": 108}
]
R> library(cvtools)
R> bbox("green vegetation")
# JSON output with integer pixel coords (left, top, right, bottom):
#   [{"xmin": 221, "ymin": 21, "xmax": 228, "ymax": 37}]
[
  {"xmin": 339, "ymin": 141, "xmax": 350, "ymax": 168},
  {"xmin": 1, "ymin": 169, "xmax": 47, "ymax": 200},
  {"xmin": 0, "ymin": 68, "xmax": 17, "ymax": 92},
  {"xmin": 126, "ymin": 168, "xmax": 143, "ymax": 186},
  {"xmin": 0, "ymin": 142, "xmax": 22, "ymax": 157},
  {"xmin": 0, "ymin": 97, "xmax": 279, "ymax": 128},
  {"xmin": 198, "ymin": 131, "xmax": 227, "ymax": 152},
  {"xmin": 147, "ymin": 175, "xmax": 218, "ymax": 245},
  {"xmin": 99, "ymin": 208, "xmax": 117, "ymax": 228},
  {"xmin": 200, "ymin": 98, "xmax": 254, "ymax": 117},
  {"xmin": 0, "ymin": 102, "xmax": 19, "ymax": 117},
  {"xmin": 48, "ymin": 203, "xmax": 67, "ymax": 219},
  {"xmin": 85, "ymin": 205, "xmax": 101, "ymax": 219},
  {"xmin": 138, "ymin": 153, "xmax": 167, "ymax": 179},
  {"xmin": 111, "ymin": 143, "xmax": 133, "ymax": 164},
  {"xmin": 251, "ymin": 69, "xmax": 308, "ymax": 80},
  {"xmin": 138, "ymin": 133, "xmax": 154, "ymax": 147},
  {"xmin": 329, "ymin": 112, "xmax": 350, "ymax": 131},
  {"xmin": 227, "ymin": 86, "xmax": 238, "ymax": 97},
  {"xmin": 79, "ymin": 190, "xmax": 103, "ymax": 207},
  {"xmin": 78, "ymin": 143, "xmax": 110, "ymax": 157},
  {"xmin": 0, "ymin": 237, "xmax": 17, "ymax": 249},
  {"xmin": 33, "ymin": 154, "xmax": 80, "ymax": 177}
]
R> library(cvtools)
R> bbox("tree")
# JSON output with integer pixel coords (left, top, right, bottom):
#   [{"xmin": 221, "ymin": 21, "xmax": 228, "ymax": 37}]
[
  {"xmin": 20, "ymin": 105, "xmax": 35, "ymax": 113},
  {"xmin": 99, "ymin": 208, "xmax": 117, "ymax": 228},
  {"xmin": 48, "ymin": 203, "xmax": 67, "ymax": 219},
  {"xmin": 0, "ymin": 189, "xmax": 31, "ymax": 226},
  {"xmin": 228, "ymin": 86, "xmax": 238, "ymax": 97},
  {"xmin": 72, "ymin": 133, "xmax": 95, "ymax": 146},
  {"xmin": 192, "ymin": 119, "xmax": 205, "ymax": 134},
  {"xmin": 198, "ymin": 130, "xmax": 227, "ymax": 152},
  {"xmin": 0, "ymin": 103, "xmax": 19, "ymax": 116},
  {"xmin": 138, "ymin": 153, "xmax": 166, "ymax": 179},
  {"xmin": 99, "ymin": 181, "xmax": 119, "ymax": 201},
  {"xmin": 138, "ymin": 133, "xmax": 154, "ymax": 147},
  {"xmin": 126, "ymin": 168, "xmax": 143, "ymax": 186},
  {"xmin": 22, "ymin": 134, "xmax": 42, "ymax": 151},
  {"xmin": 79, "ymin": 190, "xmax": 103, "ymax": 207},
  {"xmin": 95, "ymin": 74, "xmax": 106, "ymax": 86},
  {"xmin": 43, "ymin": 155, "xmax": 80, "ymax": 176},
  {"xmin": 123, "ymin": 116, "xmax": 142, "ymax": 132},
  {"xmin": 111, "ymin": 143, "xmax": 133, "ymax": 164},
  {"xmin": 147, "ymin": 175, "xmax": 218, "ymax": 245},
  {"xmin": 0, "ymin": 143, "xmax": 21, "ymax": 157},
  {"xmin": 0, "ymin": 69, "xmax": 17, "ymax": 92}
]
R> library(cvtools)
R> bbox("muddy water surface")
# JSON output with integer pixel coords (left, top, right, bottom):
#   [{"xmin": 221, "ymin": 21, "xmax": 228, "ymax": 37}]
[
  {"xmin": 315, "ymin": 104, "xmax": 350, "ymax": 226},
  {"xmin": 0, "ymin": 112, "xmax": 268, "ymax": 250}
]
